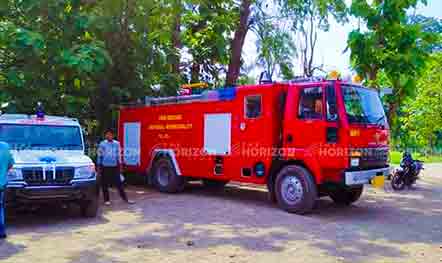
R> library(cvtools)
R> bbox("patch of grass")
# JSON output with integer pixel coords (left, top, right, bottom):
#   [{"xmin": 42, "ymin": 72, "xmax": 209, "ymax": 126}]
[
  {"xmin": 390, "ymin": 151, "xmax": 442, "ymax": 165},
  {"xmin": 390, "ymin": 151, "xmax": 402, "ymax": 165}
]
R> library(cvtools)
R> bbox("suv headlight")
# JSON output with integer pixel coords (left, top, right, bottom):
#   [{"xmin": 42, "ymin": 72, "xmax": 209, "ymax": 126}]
[
  {"xmin": 74, "ymin": 165, "xmax": 96, "ymax": 179},
  {"xmin": 8, "ymin": 168, "xmax": 23, "ymax": 181}
]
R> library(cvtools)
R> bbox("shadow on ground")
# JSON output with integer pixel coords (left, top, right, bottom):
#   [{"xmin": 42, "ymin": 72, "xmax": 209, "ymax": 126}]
[
  {"xmin": 101, "ymin": 180, "xmax": 441, "ymax": 262},
  {"xmin": 2, "ymin": 172, "xmax": 441, "ymax": 263}
]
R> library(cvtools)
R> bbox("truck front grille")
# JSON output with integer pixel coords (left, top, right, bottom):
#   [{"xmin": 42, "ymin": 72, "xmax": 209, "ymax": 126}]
[
  {"xmin": 23, "ymin": 167, "xmax": 74, "ymax": 186},
  {"xmin": 357, "ymin": 147, "xmax": 389, "ymax": 169}
]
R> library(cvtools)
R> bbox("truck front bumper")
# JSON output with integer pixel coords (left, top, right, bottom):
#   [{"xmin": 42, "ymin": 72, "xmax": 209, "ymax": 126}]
[
  {"xmin": 5, "ymin": 179, "xmax": 98, "ymax": 204},
  {"xmin": 345, "ymin": 167, "xmax": 390, "ymax": 186}
]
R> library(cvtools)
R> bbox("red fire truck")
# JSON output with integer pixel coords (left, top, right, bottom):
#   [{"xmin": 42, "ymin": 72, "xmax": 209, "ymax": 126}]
[{"xmin": 118, "ymin": 77, "xmax": 390, "ymax": 214}]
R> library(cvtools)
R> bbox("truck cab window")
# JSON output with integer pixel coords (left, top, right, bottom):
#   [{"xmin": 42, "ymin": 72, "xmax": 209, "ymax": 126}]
[
  {"xmin": 245, "ymin": 95, "xmax": 262, "ymax": 118},
  {"xmin": 326, "ymin": 85, "xmax": 338, "ymax": 121},
  {"xmin": 298, "ymin": 87, "xmax": 323, "ymax": 119}
]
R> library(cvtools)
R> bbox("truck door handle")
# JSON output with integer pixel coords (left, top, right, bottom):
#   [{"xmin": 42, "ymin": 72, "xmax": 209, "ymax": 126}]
[
  {"xmin": 326, "ymin": 127, "xmax": 338, "ymax": 143},
  {"xmin": 286, "ymin": 134, "xmax": 293, "ymax": 143}
]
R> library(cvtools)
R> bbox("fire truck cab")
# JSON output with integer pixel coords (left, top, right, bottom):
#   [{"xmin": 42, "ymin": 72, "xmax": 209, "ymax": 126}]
[{"xmin": 119, "ymin": 78, "xmax": 390, "ymax": 214}]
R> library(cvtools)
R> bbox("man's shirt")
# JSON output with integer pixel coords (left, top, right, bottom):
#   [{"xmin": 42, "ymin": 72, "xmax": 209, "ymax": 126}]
[
  {"xmin": 97, "ymin": 140, "xmax": 122, "ymax": 167},
  {"xmin": 0, "ymin": 142, "xmax": 14, "ymax": 190}
]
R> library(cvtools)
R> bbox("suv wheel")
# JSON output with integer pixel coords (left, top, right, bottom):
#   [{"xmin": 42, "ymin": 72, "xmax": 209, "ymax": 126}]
[
  {"xmin": 81, "ymin": 196, "xmax": 99, "ymax": 218},
  {"xmin": 275, "ymin": 165, "xmax": 317, "ymax": 214}
]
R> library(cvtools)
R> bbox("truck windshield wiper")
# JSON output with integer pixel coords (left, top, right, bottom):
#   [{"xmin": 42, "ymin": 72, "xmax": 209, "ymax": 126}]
[
  {"xmin": 30, "ymin": 143, "xmax": 51, "ymax": 147},
  {"xmin": 374, "ymin": 115, "xmax": 386, "ymax": 127},
  {"xmin": 58, "ymin": 144, "xmax": 81, "ymax": 148}
]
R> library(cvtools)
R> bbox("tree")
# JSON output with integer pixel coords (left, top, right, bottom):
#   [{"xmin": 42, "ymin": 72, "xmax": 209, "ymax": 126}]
[
  {"xmin": 251, "ymin": 1, "xmax": 296, "ymax": 80},
  {"xmin": 409, "ymin": 14, "xmax": 442, "ymax": 52},
  {"xmin": 347, "ymin": 0, "xmax": 438, "ymax": 127},
  {"xmin": 253, "ymin": 18, "xmax": 296, "ymax": 80},
  {"xmin": 400, "ymin": 53, "xmax": 442, "ymax": 150},
  {"xmin": 226, "ymin": 0, "xmax": 253, "ymax": 86},
  {"xmin": 278, "ymin": 0, "xmax": 347, "ymax": 77},
  {"xmin": 0, "ymin": 0, "xmax": 111, "ymax": 119},
  {"xmin": 181, "ymin": 0, "xmax": 237, "ymax": 85}
]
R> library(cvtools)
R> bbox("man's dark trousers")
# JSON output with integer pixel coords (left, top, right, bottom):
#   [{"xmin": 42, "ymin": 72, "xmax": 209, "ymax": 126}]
[{"xmin": 101, "ymin": 166, "xmax": 128, "ymax": 202}]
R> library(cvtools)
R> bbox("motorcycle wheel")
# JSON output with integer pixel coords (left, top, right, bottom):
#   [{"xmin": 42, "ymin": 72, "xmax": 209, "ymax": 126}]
[{"xmin": 391, "ymin": 174, "xmax": 406, "ymax": 190}]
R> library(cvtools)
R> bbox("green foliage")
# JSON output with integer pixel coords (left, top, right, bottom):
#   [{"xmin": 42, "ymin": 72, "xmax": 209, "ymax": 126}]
[
  {"xmin": 400, "ymin": 53, "xmax": 442, "ymax": 149},
  {"xmin": 277, "ymin": 0, "xmax": 347, "ymax": 77},
  {"xmin": 409, "ymin": 14, "xmax": 442, "ymax": 52},
  {"xmin": 279, "ymin": 0, "xmax": 347, "ymax": 30},
  {"xmin": 348, "ymin": 0, "xmax": 436, "ymax": 88},
  {"xmin": 0, "ymin": 0, "xmax": 111, "ymax": 117},
  {"xmin": 390, "ymin": 151, "xmax": 442, "ymax": 164},
  {"xmin": 181, "ymin": 0, "xmax": 237, "ymax": 84},
  {"xmin": 347, "ymin": 0, "xmax": 438, "ymax": 140},
  {"xmin": 252, "ymin": 2, "xmax": 296, "ymax": 80}
]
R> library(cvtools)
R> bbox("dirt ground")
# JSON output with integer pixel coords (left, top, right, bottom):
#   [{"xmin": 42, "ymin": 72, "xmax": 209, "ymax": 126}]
[{"xmin": 1, "ymin": 165, "xmax": 441, "ymax": 263}]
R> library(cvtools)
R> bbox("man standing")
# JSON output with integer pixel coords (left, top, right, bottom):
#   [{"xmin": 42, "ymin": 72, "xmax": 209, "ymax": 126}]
[
  {"xmin": 97, "ymin": 129, "xmax": 134, "ymax": 205},
  {"xmin": 0, "ymin": 141, "xmax": 14, "ymax": 239}
]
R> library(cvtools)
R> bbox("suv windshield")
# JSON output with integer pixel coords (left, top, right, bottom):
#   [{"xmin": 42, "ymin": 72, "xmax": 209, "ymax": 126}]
[
  {"xmin": 0, "ymin": 124, "xmax": 83, "ymax": 150},
  {"xmin": 342, "ymin": 85, "xmax": 387, "ymax": 127}
]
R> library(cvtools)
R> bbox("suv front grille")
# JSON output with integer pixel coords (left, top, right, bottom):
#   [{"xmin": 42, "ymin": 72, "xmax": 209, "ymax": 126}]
[{"xmin": 23, "ymin": 167, "xmax": 74, "ymax": 186}]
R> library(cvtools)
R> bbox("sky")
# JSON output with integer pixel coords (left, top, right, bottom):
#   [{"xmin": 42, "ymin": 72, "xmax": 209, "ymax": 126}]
[{"xmin": 242, "ymin": 0, "xmax": 442, "ymax": 80}]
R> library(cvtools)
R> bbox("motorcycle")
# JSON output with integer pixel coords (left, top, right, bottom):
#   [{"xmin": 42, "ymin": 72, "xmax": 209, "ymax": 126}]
[{"xmin": 391, "ymin": 152, "xmax": 424, "ymax": 190}]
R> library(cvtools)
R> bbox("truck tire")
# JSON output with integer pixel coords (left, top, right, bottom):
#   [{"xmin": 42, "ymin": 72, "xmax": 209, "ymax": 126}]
[
  {"xmin": 329, "ymin": 186, "xmax": 363, "ymax": 206},
  {"xmin": 152, "ymin": 157, "xmax": 185, "ymax": 193},
  {"xmin": 202, "ymin": 179, "xmax": 229, "ymax": 190},
  {"xmin": 81, "ymin": 196, "xmax": 99, "ymax": 218},
  {"xmin": 275, "ymin": 165, "xmax": 317, "ymax": 214}
]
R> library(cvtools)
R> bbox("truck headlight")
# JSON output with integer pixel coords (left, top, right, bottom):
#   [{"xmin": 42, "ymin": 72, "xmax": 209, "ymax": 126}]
[
  {"xmin": 350, "ymin": 158, "xmax": 360, "ymax": 167},
  {"xmin": 74, "ymin": 165, "xmax": 96, "ymax": 179},
  {"xmin": 7, "ymin": 168, "xmax": 23, "ymax": 181}
]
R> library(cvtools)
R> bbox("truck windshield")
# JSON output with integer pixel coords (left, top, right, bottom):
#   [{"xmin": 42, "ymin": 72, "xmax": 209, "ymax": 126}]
[
  {"xmin": 0, "ymin": 124, "xmax": 83, "ymax": 150},
  {"xmin": 342, "ymin": 85, "xmax": 387, "ymax": 127}
]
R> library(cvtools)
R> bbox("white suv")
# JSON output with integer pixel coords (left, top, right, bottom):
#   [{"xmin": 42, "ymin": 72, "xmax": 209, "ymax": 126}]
[{"xmin": 0, "ymin": 114, "xmax": 98, "ymax": 217}]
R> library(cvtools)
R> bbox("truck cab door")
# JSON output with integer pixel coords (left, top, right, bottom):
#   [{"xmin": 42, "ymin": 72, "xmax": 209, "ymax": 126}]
[
  {"xmin": 283, "ymin": 83, "xmax": 347, "ymax": 183},
  {"xmin": 283, "ymin": 85, "xmax": 327, "ymax": 157}
]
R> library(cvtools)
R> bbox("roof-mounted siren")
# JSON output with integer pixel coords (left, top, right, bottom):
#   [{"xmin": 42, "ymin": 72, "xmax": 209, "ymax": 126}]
[
  {"xmin": 179, "ymin": 83, "xmax": 208, "ymax": 96},
  {"xmin": 352, "ymin": 74, "xmax": 363, "ymax": 84},
  {"xmin": 36, "ymin": 102, "xmax": 45, "ymax": 119},
  {"xmin": 328, "ymin": 70, "xmax": 341, "ymax": 80},
  {"xmin": 259, "ymin": 71, "xmax": 273, "ymax": 85}
]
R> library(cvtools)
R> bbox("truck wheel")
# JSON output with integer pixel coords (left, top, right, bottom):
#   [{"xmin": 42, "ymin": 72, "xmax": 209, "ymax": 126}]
[
  {"xmin": 329, "ymin": 186, "xmax": 363, "ymax": 206},
  {"xmin": 81, "ymin": 196, "xmax": 99, "ymax": 218},
  {"xmin": 202, "ymin": 179, "xmax": 229, "ymax": 190},
  {"xmin": 152, "ymin": 157, "xmax": 185, "ymax": 193},
  {"xmin": 275, "ymin": 165, "xmax": 317, "ymax": 214}
]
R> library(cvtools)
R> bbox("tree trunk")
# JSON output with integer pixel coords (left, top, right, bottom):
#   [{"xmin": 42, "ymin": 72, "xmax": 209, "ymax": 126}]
[
  {"xmin": 388, "ymin": 80, "xmax": 405, "ymax": 128},
  {"xmin": 226, "ymin": 0, "xmax": 252, "ymax": 86},
  {"xmin": 170, "ymin": 0, "xmax": 182, "ymax": 76},
  {"xmin": 387, "ymin": 100, "xmax": 398, "ymax": 128},
  {"xmin": 191, "ymin": 63, "xmax": 200, "ymax": 83},
  {"xmin": 96, "ymin": 75, "xmax": 112, "ymax": 135}
]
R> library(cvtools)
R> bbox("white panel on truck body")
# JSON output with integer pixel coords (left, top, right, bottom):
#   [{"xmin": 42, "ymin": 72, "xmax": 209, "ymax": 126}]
[
  {"xmin": 123, "ymin": 122, "xmax": 141, "ymax": 166},
  {"xmin": 204, "ymin": 113, "xmax": 232, "ymax": 155}
]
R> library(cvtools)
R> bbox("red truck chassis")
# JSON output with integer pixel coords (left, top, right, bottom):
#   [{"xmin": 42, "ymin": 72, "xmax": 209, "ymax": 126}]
[{"xmin": 119, "ymin": 79, "xmax": 390, "ymax": 214}]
